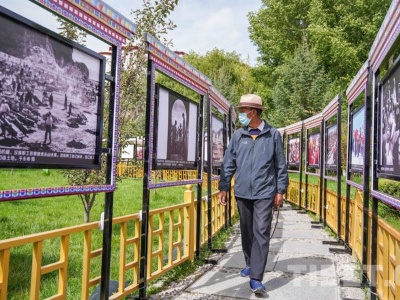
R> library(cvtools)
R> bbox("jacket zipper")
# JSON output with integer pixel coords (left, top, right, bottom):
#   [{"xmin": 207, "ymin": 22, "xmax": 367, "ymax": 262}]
[{"xmin": 250, "ymin": 137, "xmax": 255, "ymax": 199}]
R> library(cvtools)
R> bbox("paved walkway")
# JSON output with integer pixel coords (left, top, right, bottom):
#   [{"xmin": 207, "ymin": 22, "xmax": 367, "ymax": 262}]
[{"xmin": 153, "ymin": 203, "xmax": 366, "ymax": 299}]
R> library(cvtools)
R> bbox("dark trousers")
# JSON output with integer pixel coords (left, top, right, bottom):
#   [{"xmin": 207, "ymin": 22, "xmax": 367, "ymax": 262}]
[
  {"xmin": 236, "ymin": 197, "xmax": 274, "ymax": 281},
  {"xmin": 44, "ymin": 126, "xmax": 51, "ymax": 143}
]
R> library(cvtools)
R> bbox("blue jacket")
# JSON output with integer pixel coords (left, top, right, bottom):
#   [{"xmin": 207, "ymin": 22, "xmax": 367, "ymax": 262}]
[{"xmin": 219, "ymin": 121, "xmax": 288, "ymax": 199}]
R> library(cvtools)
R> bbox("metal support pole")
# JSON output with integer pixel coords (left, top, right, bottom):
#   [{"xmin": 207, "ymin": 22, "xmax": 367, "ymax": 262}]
[
  {"xmin": 138, "ymin": 56, "xmax": 153, "ymax": 300},
  {"xmin": 320, "ymin": 121, "xmax": 326, "ymax": 225},
  {"xmin": 196, "ymin": 94, "xmax": 205, "ymax": 257},
  {"xmin": 206, "ymin": 93, "xmax": 213, "ymax": 250},
  {"xmin": 369, "ymin": 65, "xmax": 377, "ymax": 300},
  {"xmin": 99, "ymin": 44, "xmax": 118, "ymax": 300},
  {"xmin": 299, "ymin": 128, "xmax": 304, "ymax": 209},
  {"xmin": 336, "ymin": 96, "xmax": 342, "ymax": 240}
]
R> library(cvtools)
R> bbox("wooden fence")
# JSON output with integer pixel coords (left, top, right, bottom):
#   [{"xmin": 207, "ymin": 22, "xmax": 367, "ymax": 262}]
[
  {"xmin": 286, "ymin": 179, "xmax": 400, "ymax": 299},
  {"xmin": 0, "ymin": 182, "xmax": 233, "ymax": 300}
]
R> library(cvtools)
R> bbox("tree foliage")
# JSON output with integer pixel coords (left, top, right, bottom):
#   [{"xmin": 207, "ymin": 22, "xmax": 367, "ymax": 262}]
[
  {"xmin": 56, "ymin": 17, "xmax": 87, "ymax": 45},
  {"xmin": 269, "ymin": 45, "xmax": 334, "ymax": 127},
  {"xmin": 248, "ymin": 0, "xmax": 391, "ymax": 127},
  {"xmin": 117, "ymin": 0, "xmax": 178, "ymax": 147}
]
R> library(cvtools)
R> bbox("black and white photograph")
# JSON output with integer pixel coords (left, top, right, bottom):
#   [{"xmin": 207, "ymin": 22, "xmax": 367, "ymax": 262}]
[
  {"xmin": 326, "ymin": 124, "xmax": 338, "ymax": 169},
  {"xmin": 379, "ymin": 61, "xmax": 400, "ymax": 179},
  {"xmin": 350, "ymin": 105, "xmax": 365, "ymax": 172},
  {"xmin": 307, "ymin": 132, "xmax": 320, "ymax": 167},
  {"xmin": 287, "ymin": 137, "xmax": 300, "ymax": 166},
  {"xmin": 211, "ymin": 114, "xmax": 224, "ymax": 168},
  {"xmin": 154, "ymin": 84, "xmax": 198, "ymax": 169},
  {"xmin": 0, "ymin": 8, "xmax": 104, "ymax": 169}
]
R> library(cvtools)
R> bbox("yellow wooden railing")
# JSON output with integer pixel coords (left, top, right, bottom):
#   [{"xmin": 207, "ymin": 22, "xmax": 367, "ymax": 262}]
[
  {"xmin": 0, "ymin": 183, "xmax": 233, "ymax": 299},
  {"xmin": 286, "ymin": 179, "xmax": 400, "ymax": 300},
  {"xmin": 3, "ymin": 176, "xmax": 398, "ymax": 299},
  {"xmin": 116, "ymin": 162, "xmax": 198, "ymax": 181}
]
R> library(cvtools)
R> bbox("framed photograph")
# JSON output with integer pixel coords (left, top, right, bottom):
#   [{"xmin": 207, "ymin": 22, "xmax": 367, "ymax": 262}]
[
  {"xmin": 326, "ymin": 124, "xmax": 338, "ymax": 169},
  {"xmin": 287, "ymin": 137, "xmax": 300, "ymax": 166},
  {"xmin": 211, "ymin": 114, "xmax": 224, "ymax": 168},
  {"xmin": 136, "ymin": 146, "xmax": 143, "ymax": 160},
  {"xmin": 0, "ymin": 7, "xmax": 105, "ymax": 169},
  {"xmin": 154, "ymin": 84, "xmax": 198, "ymax": 169},
  {"xmin": 350, "ymin": 105, "xmax": 365, "ymax": 172},
  {"xmin": 307, "ymin": 132, "xmax": 320, "ymax": 167},
  {"xmin": 378, "ymin": 60, "xmax": 400, "ymax": 180}
]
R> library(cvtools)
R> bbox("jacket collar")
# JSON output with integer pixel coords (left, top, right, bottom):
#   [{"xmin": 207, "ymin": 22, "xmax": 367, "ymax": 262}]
[{"xmin": 241, "ymin": 120, "xmax": 272, "ymax": 134}]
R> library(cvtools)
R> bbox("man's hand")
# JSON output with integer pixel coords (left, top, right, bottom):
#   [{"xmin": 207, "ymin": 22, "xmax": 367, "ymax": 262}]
[
  {"xmin": 274, "ymin": 193, "xmax": 283, "ymax": 207},
  {"xmin": 218, "ymin": 191, "xmax": 227, "ymax": 206}
]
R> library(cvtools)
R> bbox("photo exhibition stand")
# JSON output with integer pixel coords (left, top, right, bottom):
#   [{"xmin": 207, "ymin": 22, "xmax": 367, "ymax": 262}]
[
  {"xmin": 0, "ymin": 1, "xmax": 136, "ymax": 298},
  {"xmin": 141, "ymin": 33, "xmax": 233, "ymax": 299}
]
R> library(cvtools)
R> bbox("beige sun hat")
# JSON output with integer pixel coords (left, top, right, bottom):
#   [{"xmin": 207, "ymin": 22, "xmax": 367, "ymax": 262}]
[{"xmin": 236, "ymin": 94, "xmax": 266, "ymax": 111}]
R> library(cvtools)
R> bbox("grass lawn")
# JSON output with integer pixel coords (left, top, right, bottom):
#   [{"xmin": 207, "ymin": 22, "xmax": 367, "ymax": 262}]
[
  {"xmin": 0, "ymin": 169, "xmax": 189, "ymax": 239},
  {"xmin": 0, "ymin": 169, "xmax": 195, "ymax": 299}
]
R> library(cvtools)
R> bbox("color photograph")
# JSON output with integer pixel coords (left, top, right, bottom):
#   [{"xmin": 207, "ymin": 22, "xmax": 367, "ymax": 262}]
[
  {"xmin": 288, "ymin": 137, "xmax": 300, "ymax": 166},
  {"xmin": 307, "ymin": 132, "xmax": 320, "ymax": 167},
  {"xmin": 211, "ymin": 114, "xmax": 224, "ymax": 167},
  {"xmin": 350, "ymin": 105, "xmax": 365, "ymax": 172},
  {"xmin": 326, "ymin": 124, "xmax": 338, "ymax": 169}
]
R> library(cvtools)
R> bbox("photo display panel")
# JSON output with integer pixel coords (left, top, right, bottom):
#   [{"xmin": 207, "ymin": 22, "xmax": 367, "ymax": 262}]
[
  {"xmin": 350, "ymin": 105, "xmax": 365, "ymax": 172},
  {"xmin": 0, "ymin": 7, "xmax": 105, "ymax": 169},
  {"xmin": 211, "ymin": 114, "xmax": 224, "ymax": 168},
  {"xmin": 307, "ymin": 132, "xmax": 320, "ymax": 167},
  {"xmin": 379, "ymin": 60, "xmax": 400, "ymax": 180},
  {"xmin": 154, "ymin": 84, "xmax": 198, "ymax": 169},
  {"xmin": 287, "ymin": 136, "xmax": 300, "ymax": 166},
  {"xmin": 326, "ymin": 124, "xmax": 338, "ymax": 170}
]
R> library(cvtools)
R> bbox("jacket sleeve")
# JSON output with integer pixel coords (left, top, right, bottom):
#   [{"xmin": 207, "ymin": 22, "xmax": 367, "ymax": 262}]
[
  {"xmin": 274, "ymin": 131, "xmax": 289, "ymax": 194},
  {"xmin": 218, "ymin": 135, "xmax": 237, "ymax": 192}
]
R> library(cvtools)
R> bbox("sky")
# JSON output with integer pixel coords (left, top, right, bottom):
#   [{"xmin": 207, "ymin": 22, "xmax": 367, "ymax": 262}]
[{"xmin": 0, "ymin": 0, "xmax": 261, "ymax": 66}]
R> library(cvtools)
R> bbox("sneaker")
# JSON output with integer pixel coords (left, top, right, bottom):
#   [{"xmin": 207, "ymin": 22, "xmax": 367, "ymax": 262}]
[
  {"xmin": 240, "ymin": 266, "xmax": 251, "ymax": 277},
  {"xmin": 249, "ymin": 279, "xmax": 266, "ymax": 294}
]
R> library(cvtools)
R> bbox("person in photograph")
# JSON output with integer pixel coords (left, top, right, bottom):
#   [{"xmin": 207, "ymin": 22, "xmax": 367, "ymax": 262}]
[
  {"xmin": 314, "ymin": 137, "xmax": 320, "ymax": 164},
  {"xmin": 42, "ymin": 89, "xmax": 48, "ymax": 105},
  {"xmin": 169, "ymin": 119, "xmax": 178, "ymax": 155},
  {"xmin": 48, "ymin": 92, "xmax": 54, "ymax": 109},
  {"xmin": 63, "ymin": 93, "xmax": 68, "ymax": 110},
  {"xmin": 353, "ymin": 127, "xmax": 359, "ymax": 156},
  {"xmin": 308, "ymin": 137, "xmax": 315, "ymax": 164},
  {"xmin": 0, "ymin": 98, "xmax": 10, "ymax": 117},
  {"xmin": 0, "ymin": 98, "xmax": 11, "ymax": 137},
  {"xmin": 67, "ymin": 102, "xmax": 73, "ymax": 117},
  {"xmin": 43, "ymin": 111, "xmax": 53, "ymax": 145},
  {"xmin": 218, "ymin": 94, "xmax": 288, "ymax": 295},
  {"xmin": 393, "ymin": 105, "xmax": 400, "ymax": 167}
]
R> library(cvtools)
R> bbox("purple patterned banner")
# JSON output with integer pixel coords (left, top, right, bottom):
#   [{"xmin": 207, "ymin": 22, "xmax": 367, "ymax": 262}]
[
  {"xmin": 145, "ymin": 33, "xmax": 212, "ymax": 91},
  {"xmin": 0, "ymin": 185, "xmax": 115, "ymax": 201},
  {"xmin": 29, "ymin": 0, "xmax": 136, "ymax": 45}
]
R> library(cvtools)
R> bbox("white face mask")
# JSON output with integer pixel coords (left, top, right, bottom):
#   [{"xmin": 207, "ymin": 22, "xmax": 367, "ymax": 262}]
[{"xmin": 238, "ymin": 111, "xmax": 252, "ymax": 126}]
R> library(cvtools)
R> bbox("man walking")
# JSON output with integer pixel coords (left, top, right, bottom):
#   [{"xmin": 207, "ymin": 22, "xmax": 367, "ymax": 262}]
[{"xmin": 218, "ymin": 94, "xmax": 288, "ymax": 294}]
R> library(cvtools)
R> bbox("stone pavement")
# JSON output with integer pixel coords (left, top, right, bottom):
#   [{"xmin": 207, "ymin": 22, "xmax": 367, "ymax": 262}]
[{"xmin": 153, "ymin": 203, "xmax": 366, "ymax": 300}]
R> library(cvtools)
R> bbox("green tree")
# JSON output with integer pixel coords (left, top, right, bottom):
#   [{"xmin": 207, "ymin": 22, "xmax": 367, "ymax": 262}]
[
  {"xmin": 269, "ymin": 45, "xmax": 335, "ymax": 127},
  {"xmin": 248, "ymin": 0, "xmax": 391, "ymax": 127},
  {"xmin": 183, "ymin": 49, "xmax": 258, "ymax": 106},
  {"xmin": 57, "ymin": 0, "xmax": 178, "ymax": 222},
  {"xmin": 117, "ymin": 0, "xmax": 178, "ymax": 153},
  {"xmin": 57, "ymin": 17, "xmax": 87, "ymax": 45}
]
